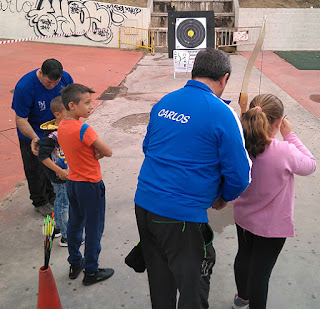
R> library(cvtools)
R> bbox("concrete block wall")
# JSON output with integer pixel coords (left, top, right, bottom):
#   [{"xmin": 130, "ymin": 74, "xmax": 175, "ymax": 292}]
[
  {"xmin": 237, "ymin": 8, "xmax": 320, "ymax": 51},
  {"xmin": 0, "ymin": 0, "xmax": 150, "ymax": 48}
]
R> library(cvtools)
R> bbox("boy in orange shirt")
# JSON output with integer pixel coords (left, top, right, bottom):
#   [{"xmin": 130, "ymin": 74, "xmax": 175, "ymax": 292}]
[{"xmin": 58, "ymin": 83, "xmax": 114, "ymax": 286}]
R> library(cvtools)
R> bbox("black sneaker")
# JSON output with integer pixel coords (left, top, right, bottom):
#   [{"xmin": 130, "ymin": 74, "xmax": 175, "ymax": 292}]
[
  {"xmin": 59, "ymin": 237, "xmax": 68, "ymax": 247},
  {"xmin": 69, "ymin": 258, "xmax": 84, "ymax": 279},
  {"xmin": 34, "ymin": 203, "xmax": 53, "ymax": 217},
  {"xmin": 47, "ymin": 202, "xmax": 54, "ymax": 211},
  {"xmin": 83, "ymin": 268, "xmax": 114, "ymax": 286},
  {"xmin": 54, "ymin": 228, "xmax": 61, "ymax": 238},
  {"xmin": 49, "ymin": 197, "xmax": 55, "ymax": 206}
]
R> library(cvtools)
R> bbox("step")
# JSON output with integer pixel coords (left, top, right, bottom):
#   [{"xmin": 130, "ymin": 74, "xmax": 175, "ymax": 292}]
[
  {"xmin": 153, "ymin": 0, "xmax": 233, "ymax": 2},
  {"xmin": 150, "ymin": 27, "xmax": 168, "ymax": 31},
  {"xmin": 150, "ymin": 12, "xmax": 235, "ymax": 28},
  {"xmin": 151, "ymin": 12, "xmax": 235, "ymax": 17},
  {"xmin": 154, "ymin": 46, "xmax": 169, "ymax": 53},
  {"xmin": 153, "ymin": 0, "xmax": 233, "ymax": 13}
]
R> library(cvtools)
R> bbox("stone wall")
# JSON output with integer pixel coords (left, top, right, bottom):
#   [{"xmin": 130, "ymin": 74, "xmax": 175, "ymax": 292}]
[
  {"xmin": 0, "ymin": 0, "xmax": 151, "ymax": 48},
  {"xmin": 237, "ymin": 8, "xmax": 320, "ymax": 51}
]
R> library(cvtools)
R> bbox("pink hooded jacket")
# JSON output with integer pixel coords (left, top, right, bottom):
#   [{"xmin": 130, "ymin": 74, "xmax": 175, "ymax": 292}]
[{"xmin": 232, "ymin": 132, "xmax": 316, "ymax": 237}]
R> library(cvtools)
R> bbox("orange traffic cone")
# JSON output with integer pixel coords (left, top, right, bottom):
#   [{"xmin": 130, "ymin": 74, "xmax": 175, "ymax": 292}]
[{"xmin": 37, "ymin": 266, "xmax": 62, "ymax": 309}]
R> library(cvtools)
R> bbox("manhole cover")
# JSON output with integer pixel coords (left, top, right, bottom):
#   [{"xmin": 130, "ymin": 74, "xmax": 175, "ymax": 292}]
[{"xmin": 309, "ymin": 94, "xmax": 320, "ymax": 103}]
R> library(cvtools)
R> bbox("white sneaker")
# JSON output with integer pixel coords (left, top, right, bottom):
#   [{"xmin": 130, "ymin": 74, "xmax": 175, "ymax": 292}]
[
  {"xmin": 60, "ymin": 237, "xmax": 85, "ymax": 247},
  {"xmin": 59, "ymin": 236, "xmax": 68, "ymax": 247},
  {"xmin": 54, "ymin": 228, "xmax": 61, "ymax": 238}
]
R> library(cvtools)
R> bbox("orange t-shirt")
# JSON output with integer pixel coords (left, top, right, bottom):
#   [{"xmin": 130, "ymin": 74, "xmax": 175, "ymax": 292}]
[{"xmin": 58, "ymin": 119, "xmax": 101, "ymax": 183}]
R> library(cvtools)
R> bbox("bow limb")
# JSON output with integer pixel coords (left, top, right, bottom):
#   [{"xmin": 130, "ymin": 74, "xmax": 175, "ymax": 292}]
[{"xmin": 238, "ymin": 15, "xmax": 267, "ymax": 118}]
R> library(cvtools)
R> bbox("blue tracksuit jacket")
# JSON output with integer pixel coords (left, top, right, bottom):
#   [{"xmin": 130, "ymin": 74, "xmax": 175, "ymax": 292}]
[{"xmin": 135, "ymin": 80, "xmax": 251, "ymax": 223}]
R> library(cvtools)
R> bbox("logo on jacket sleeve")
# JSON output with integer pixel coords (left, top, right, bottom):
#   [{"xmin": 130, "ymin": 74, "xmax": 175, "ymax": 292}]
[{"xmin": 158, "ymin": 109, "xmax": 190, "ymax": 124}]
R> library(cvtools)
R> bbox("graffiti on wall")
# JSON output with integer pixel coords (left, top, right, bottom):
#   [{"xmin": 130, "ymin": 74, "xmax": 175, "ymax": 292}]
[
  {"xmin": 0, "ymin": 0, "xmax": 34, "ymax": 13},
  {"xmin": 1, "ymin": 0, "xmax": 142, "ymax": 44}
]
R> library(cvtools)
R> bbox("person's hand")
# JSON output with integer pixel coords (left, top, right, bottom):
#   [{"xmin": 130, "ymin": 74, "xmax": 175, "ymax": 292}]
[
  {"xmin": 31, "ymin": 137, "xmax": 40, "ymax": 156},
  {"xmin": 280, "ymin": 118, "xmax": 292, "ymax": 138},
  {"xmin": 211, "ymin": 196, "xmax": 228, "ymax": 210},
  {"xmin": 57, "ymin": 169, "xmax": 68, "ymax": 181},
  {"xmin": 94, "ymin": 147, "xmax": 104, "ymax": 160}
]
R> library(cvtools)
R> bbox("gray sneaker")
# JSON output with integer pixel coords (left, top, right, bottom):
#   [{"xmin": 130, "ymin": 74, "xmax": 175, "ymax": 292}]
[
  {"xmin": 34, "ymin": 203, "xmax": 53, "ymax": 217},
  {"xmin": 232, "ymin": 294, "xmax": 249, "ymax": 309}
]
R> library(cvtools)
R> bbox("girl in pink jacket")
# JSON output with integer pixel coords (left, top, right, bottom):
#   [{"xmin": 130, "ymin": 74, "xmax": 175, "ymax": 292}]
[{"xmin": 231, "ymin": 94, "xmax": 316, "ymax": 309}]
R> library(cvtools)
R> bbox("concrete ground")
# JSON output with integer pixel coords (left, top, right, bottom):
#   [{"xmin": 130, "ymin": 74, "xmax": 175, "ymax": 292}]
[
  {"xmin": 0, "ymin": 41, "xmax": 143, "ymax": 201},
  {"xmin": 0, "ymin": 51, "xmax": 319, "ymax": 309}
]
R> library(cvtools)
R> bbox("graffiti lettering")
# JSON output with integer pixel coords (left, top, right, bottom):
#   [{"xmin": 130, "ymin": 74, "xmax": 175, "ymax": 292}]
[
  {"xmin": 0, "ymin": 0, "xmax": 13, "ymax": 12},
  {"xmin": 107, "ymin": 4, "xmax": 142, "ymax": 16},
  {"xmin": 70, "ymin": 3, "xmax": 81, "ymax": 15},
  {"xmin": 40, "ymin": 17, "xmax": 53, "ymax": 31},
  {"xmin": 0, "ymin": 0, "xmax": 33, "ymax": 13},
  {"xmin": 23, "ymin": 0, "xmax": 142, "ymax": 44},
  {"xmin": 16, "ymin": 0, "xmax": 33, "ymax": 12}
]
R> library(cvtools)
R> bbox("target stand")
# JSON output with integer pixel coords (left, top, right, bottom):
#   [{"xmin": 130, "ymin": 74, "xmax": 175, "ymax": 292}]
[
  {"xmin": 173, "ymin": 49, "xmax": 200, "ymax": 79},
  {"xmin": 168, "ymin": 11, "xmax": 215, "ymax": 58}
]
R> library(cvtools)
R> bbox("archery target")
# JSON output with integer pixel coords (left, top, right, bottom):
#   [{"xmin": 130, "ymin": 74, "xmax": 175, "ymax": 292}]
[{"xmin": 175, "ymin": 17, "xmax": 207, "ymax": 50}]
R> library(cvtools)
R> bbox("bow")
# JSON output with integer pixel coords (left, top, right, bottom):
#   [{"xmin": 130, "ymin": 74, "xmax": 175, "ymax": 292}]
[{"xmin": 238, "ymin": 15, "xmax": 267, "ymax": 118}]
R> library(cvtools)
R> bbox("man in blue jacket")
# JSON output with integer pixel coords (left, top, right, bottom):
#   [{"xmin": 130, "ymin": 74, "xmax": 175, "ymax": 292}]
[
  {"xmin": 12, "ymin": 59, "xmax": 73, "ymax": 216},
  {"xmin": 134, "ymin": 48, "xmax": 252, "ymax": 309}
]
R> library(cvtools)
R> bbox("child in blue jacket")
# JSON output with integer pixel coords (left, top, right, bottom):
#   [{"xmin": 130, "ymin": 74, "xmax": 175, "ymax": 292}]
[{"xmin": 38, "ymin": 96, "xmax": 69, "ymax": 247}]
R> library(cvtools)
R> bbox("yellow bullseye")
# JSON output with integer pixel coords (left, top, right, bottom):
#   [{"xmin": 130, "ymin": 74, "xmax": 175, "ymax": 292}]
[{"xmin": 187, "ymin": 30, "xmax": 195, "ymax": 38}]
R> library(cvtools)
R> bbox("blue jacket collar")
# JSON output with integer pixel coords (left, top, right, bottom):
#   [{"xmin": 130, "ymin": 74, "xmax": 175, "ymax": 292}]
[{"xmin": 185, "ymin": 80, "xmax": 231, "ymax": 105}]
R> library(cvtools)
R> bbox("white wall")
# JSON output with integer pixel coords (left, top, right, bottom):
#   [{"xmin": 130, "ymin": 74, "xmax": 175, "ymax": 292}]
[
  {"xmin": 237, "ymin": 8, "xmax": 320, "ymax": 51},
  {"xmin": 0, "ymin": 0, "xmax": 151, "ymax": 48}
]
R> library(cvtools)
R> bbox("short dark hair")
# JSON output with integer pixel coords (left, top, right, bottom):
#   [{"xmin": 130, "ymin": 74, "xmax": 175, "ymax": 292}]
[
  {"xmin": 61, "ymin": 83, "xmax": 95, "ymax": 110},
  {"xmin": 50, "ymin": 96, "xmax": 65, "ymax": 114},
  {"xmin": 41, "ymin": 59, "xmax": 63, "ymax": 81},
  {"xmin": 191, "ymin": 48, "xmax": 231, "ymax": 81}
]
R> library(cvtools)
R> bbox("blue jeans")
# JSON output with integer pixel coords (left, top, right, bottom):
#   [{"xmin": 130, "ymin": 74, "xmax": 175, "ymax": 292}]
[
  {"xmin": 66, "ymin": 180, "xmax": 106, "ymax": 274},
  {"xmin": 52, "ymin": 183, "xmax": 69, "ymax": 238}
]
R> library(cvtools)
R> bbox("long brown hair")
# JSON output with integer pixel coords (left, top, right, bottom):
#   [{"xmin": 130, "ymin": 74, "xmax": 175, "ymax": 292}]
[{"xmin": 241, "ymin": 94, "xmax": 284, "ymax": 158}]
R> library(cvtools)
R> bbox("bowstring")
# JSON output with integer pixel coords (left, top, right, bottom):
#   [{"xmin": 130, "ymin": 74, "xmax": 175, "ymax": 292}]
[{"xmin": 258, "ymin": 42, "xmax": 264, "ymax": 94}]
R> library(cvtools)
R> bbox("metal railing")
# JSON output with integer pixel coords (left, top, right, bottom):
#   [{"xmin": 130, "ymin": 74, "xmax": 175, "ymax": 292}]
[
  {"xmin": 151, "ymin": 26, "xmax": 262, "ymax": 51},
  {"xmin": 119, "ymin": 26, "xmax": 154, "ymax": 53},
  {"xmin": 153, "ymin": 29, "xmax": 168, "ymax": 48},
  {"xmin": 215, "ymin": 26, "xmax": 261, "ymax": 49}
]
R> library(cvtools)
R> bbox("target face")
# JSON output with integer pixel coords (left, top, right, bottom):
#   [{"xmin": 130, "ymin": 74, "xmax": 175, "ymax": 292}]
[{"xmin": 175, "ymin": 17, "xmax": 207, "ymax": 49}]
